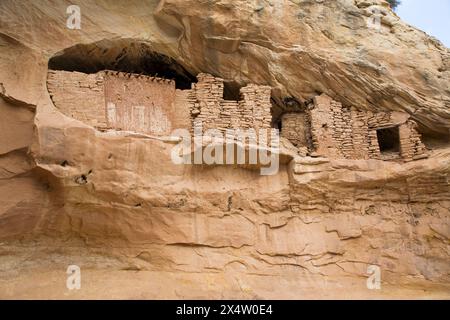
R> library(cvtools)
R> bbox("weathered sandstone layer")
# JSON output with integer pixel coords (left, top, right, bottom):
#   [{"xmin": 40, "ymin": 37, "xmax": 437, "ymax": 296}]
[{"xmin": 0, "ymin": 0, "xmax": 449, "ymax": 299}]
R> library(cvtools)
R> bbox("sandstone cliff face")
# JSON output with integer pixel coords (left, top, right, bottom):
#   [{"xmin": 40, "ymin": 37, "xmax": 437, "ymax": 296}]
[{"xmin": 0, "ymin": 0, "xmax": 449, "ymax": 299}]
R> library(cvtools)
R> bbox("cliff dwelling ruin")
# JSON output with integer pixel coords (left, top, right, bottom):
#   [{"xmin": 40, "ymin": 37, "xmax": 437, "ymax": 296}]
[
  {"xmin": 279, "ymin": 95, "xmax": 428, "ymax": 161},
  {"xmin": 47, "ymin": 70, "xmax": 185, "ymax": 135},
  {"xmin": 3, "ymin": 0, "xmax": 450, "ymax": 301},
  {"xmin": 47, "ymin": 69, "xmax": 427, "ymax": 163},
  {"xmin": 46, "ymin": 39, "xmax": 429, "ymax": 164}
]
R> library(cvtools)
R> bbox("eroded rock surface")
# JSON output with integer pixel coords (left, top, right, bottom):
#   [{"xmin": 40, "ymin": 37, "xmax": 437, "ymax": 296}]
[{"xmin": 0, "ymin": 0, "xmax": 449, "ymax": 299}]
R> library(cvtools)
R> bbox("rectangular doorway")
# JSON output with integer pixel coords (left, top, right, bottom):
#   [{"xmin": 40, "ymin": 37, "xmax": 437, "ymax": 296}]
[{"xmin": 376, "ymin": 126, "xmax": 400, "ymax": 159}]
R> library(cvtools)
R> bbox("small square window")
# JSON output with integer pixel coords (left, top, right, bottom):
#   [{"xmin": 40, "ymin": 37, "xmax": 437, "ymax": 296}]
[{"xmin": 376, "ymin": 126, "xmax": 400, "ymax": 158}]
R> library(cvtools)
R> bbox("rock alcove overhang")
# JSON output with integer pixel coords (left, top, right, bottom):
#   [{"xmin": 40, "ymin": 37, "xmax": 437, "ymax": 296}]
[
  {"xmin": 46, "ymin": 39, "xmax": 309, "ymax": 129},
  {"xmin": 48, "ymin": 38, "xmax": 277, "ymax": 96},
  {"xmin": 48, "ymin": 39, "xmax": 198, "ymax": 90}
]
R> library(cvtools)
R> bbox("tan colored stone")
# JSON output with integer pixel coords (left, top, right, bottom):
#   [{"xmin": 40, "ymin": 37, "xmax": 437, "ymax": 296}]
[{"xmin": 0, "ymin": 0, "xmax": 449, "ymax": 300}]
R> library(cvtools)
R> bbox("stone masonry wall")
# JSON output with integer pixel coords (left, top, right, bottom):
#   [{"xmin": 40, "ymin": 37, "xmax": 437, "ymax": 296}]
[
  {"xmin": 399, "ymin": 120, "xmax": 428, "ymax": 161},
  {"xmin": 104, "ymin": 71, "xmax": 177, "ymax": 135},
  {"xmin": 330, "ymin": 100, "xmax": 353, "ymax": 159},
  {"xmin": 47, "ymin": 71, "xmax": 427, "ymax": 162},
  {"xmin": 48, "ymin": 70, "xmax": 191, "ymax": 136},
  {"xmin": 309, "ymin": 95, "xmax": 339, "ymax": 158},
  {"xmin": 188, "ymin": 73, "xmax": 272, "ymax": 136},
  {"xmin": 306, "ymin": 94, "xmax": 427, "ymax": 161},
  {"xmin": 280, "ymin": 113, "xmax": 311, "ymax": 149},
  {"xmin": 366, "ymin": 111, "xmax": 427, "ymax": 161},
  {"xmin": 47, "ymin": 70, "xmax": 107, "ymax": 129},
  {"xmin": 366, "ymin": 111, "xmax": 393, "ymax": 159},
  {"xmin": 351, "ymin": 107, "xmax": 370, "ymax": 159}
]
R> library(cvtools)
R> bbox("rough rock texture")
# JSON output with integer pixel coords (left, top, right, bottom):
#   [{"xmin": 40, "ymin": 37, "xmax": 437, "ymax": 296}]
[{"xmin": 0, "ymin": 0, "xmax": 449, "ymax": 299}]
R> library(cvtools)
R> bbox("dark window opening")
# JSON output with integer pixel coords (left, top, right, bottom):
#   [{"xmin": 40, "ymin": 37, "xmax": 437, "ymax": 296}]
[
  {"xmin": 283, "ymin": 97, "xmax": 302, "ymax": 110},
  {"xmin": 377, "ymin": 126, "xmax": 400, "ymax": 154},
  {"xmin": 223, "ymin": 81, "xmax": 241, "ymax": 101},
  {"xmin": 270, "ymin": 95, "xmax": 305, "ymax": 129},
  {"xmin": 48, "ymin": 40, "xmax": 197, "ymax": 90}
]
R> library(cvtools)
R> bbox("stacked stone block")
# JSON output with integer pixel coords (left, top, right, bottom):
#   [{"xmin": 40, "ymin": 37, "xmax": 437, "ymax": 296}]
[
  {"xmin": 103, "ymin": 71, "xmax": 176, "ymax": 135},
  {"xmin": 351, "ymin": 108, "xmax": 369, "ymax": 159},
  {"xmin": 399, "ymin": 120, "xmax": 427, "ymax": 161},
  {"xmin": 47, "ymin": 70, "xmax": 107, "ymax": 129},
  {"xmin": 330, "ymin": 101, "xmax": 353, "ymax": 159},
  {"xmin": 48, "ymin": 70, "xmax": 428, "ymax": 163},
  {"xmin": 280, "ymin": 112, "xmax": 311, "ymax": 149},
  {"xmin": 48, "ymin": 70, "xmax": 188, "ymax": 136},
  {"xmin": 190, "ymin": 74, "xmax": 223, "ymax": 133},
  {"xmin": 366, "ymin": 111, "xmax": 393, "ymax": 159},
  {"xmin": 290, "ymin": 94, "xmax": 428, "ymax": 162},
  {"xmin": 309, "ymin": 95, "xmax": 336, "ymax": 157},
  {"xmin": 188, "ymin": 73, "xmax": 272, "ymax": 137}
]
